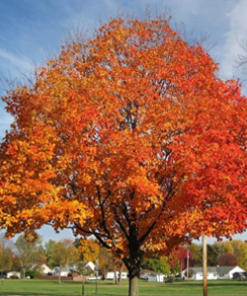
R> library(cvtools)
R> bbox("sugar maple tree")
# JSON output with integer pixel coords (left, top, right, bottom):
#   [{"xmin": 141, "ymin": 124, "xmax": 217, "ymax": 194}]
[{"xmin": 1, "ymin": 15, "xmax": 247, "ymax": 296}]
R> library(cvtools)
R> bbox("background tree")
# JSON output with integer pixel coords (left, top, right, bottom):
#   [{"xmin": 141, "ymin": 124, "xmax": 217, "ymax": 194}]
[
  {"xmin": 167, "ymin": 250, "xmax": 180, "ymax": 274},
  {"xmin": 98, "ymin": 247, "xmax": 115, "ymax": 279},
  {"xmin": 1, "ymin": 14, "xmax": 247, "ymax": 296},
  {"xmin": 167, "ymin": 247, "xmax": 185, "ymax": 274},
  {"xmin": 214, "ymin": 240, "xmax": 247, "ymax": 269},
  {"xmin": 216, "ymin": 253, "xmax": 237, "ymax": 266},
  {"xmin": 207, "ymin": 244, "xmax": 220, "ymax": 266},
  {"xmin": 11, "ymin": 255, "xmax": 23, "ymax": 273},
  {"xmin": 15, "ymin": 234, "xmax": 45, "ymax": 278},
  {"xmin": 90, "ymin": 244, "xmax": 124, "ymax": 284},
  {"xmin": 230, "ymin": 240, "xmax": 247, "ymax": 270},
  {"xmin": 0, "ymin": 248, "xmax": 13, "ymax": 273},
  {"xmin": 116, "ymin": 260, "xmax": 125, "ymax": 284},
  {"xmin": 141, "ymin": 254, "xmax": 170, "ymax": 275},
  {"xmin": 50, "ymin": 239, "xmax": 78, "ymax": 283},
  {"xmin": 74, "ymin": 238, "xmax": 100, "ymax": 276},
  {"xmin": 0, "ymin": 234, "xmax": 14, "ymax": 273},
  {"xmin": 176, "ymin": 247, "xmax": 193, "ymax": 271},
  {"xmin": 187, "ymin": 243, "xmax": 202, "ymax": 267},
  {"xmin": 44, "ymin": 239, "xmax": 57, "ymax": 268},
  {"xmin": 76, "ymin": 238, "xmax": 100, "ymax": 263},
  {"xmin": 169, "ymin": 261, "xmax": 180, "ymax": 275},
  {"xmin": 215, "ymin": 241, "xmax": 234, "ymax": 256}
]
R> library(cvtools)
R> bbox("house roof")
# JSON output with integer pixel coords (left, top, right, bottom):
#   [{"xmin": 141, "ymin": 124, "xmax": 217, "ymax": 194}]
[
  {"xmin": 140, "ymin": 269, "xmax": 157, "ymax": 275},
  {"xmin": 217, "ymin": 266, "xmax": 240, "ymax": 273},
  {"xmin": 186, "ymin": 267, "xmax": 217, "ymax": 273}
]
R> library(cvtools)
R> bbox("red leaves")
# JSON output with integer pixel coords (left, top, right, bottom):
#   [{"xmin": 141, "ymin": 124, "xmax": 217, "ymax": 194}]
[{"xmin": 1, "ymin": 15, "xmax": 247, "ymax": 261}]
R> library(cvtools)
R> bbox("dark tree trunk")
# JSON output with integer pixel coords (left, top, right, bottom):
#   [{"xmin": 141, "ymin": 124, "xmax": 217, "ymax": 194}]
[
  {"xmin": 126, "ymin": 258, "xmax": 142, "ymax": 296},
  {"xmin": 123, "ymin": 245, "xmax": 143, "ymax": 296}
]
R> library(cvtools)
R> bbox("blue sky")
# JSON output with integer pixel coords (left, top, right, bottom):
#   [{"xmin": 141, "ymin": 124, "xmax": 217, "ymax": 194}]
[{"xmin": 1, "ymin": 0, "xmax": 247, "ymax": 244}]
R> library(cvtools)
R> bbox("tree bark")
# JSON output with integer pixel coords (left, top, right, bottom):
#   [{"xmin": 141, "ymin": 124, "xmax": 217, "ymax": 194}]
[
  {"xmin": 124, "ymin": 253, "xmax": 142, "ymax": 296},
  {"xmin": 118, "ymin": 261, "xmax": 124, "ymax": 284},
  {"xmin": 129, "ymin": 276, "xmax": 139, "ymax": 296},
  {"xmin": 113, "ymin": 262, "xmax": 118, "ymax": 285},
  {"xmin": 58, "ymin": 265, "xmax": 61, "ymax": 284}
]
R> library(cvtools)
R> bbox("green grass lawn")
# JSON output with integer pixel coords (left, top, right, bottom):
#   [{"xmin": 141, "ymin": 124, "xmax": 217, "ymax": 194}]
[{"xmin": 0, "ymin": 279, "xmax": 246, "ymax": 296}]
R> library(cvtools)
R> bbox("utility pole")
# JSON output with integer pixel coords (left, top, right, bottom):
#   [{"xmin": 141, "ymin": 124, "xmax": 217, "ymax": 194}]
[{"xmin": 203, "ymin": 235, "xmax": 208, "ymax": 296}]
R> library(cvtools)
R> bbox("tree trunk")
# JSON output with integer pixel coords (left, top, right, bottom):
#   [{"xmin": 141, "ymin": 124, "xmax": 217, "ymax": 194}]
[
  {"xmin": 118, "ymin": 261, "xmax": 124, "ymax": 284},
  {"xmin": 113, "ymin": 260, "xmax": 118, "ymax": 284},
  {"xmin": 58, "ymin": 266, "xmax": 61, "ymax": 284},
  {"xmin": 129, "ymin": 275, "xmax": 139, "ymax": 296},
  {"xmin": 124, "ymin": 254, "xmax": 142, "ymax": 296}
]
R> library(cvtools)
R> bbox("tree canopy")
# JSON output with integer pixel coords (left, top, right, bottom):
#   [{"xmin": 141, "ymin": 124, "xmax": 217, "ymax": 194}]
[
  {"xmin": 0, "ymin": 233, "xmax": 14, "ymax": 272},
  {"xmin": 1, "ymin": 15, "xmax": 247, "ymax": 296},
  {"xmin": 141, "ymin": 254, "xmax": 170, "ymax": 275},
  {"xmin": 76, "ymin": 238, "xmax": 100, "ymax": 262},
  {"xmin": 15, "ymin": 234, "xmax": 45, "ymax": 277}
]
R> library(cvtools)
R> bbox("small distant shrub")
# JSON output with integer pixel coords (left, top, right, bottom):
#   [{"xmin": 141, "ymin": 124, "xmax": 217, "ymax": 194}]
[{"xmin": 25, "ymin": 270, "xmax": 40, "ymax": 279}]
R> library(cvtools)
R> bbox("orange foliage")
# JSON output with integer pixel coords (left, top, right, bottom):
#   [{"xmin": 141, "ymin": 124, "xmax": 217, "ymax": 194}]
[{"xmin": 1, "ymin": 15, "xmax": 247, "ymax": 286}]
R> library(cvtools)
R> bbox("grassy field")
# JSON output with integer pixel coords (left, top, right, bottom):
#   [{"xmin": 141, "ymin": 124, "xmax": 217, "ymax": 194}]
[{"xmin": 0, "ymin": 279, "xmax": 247, "ymax": 296}]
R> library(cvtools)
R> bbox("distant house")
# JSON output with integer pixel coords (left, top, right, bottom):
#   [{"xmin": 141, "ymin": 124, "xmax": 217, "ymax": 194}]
[
  {"xmin": 29, "ymin": 262, "xmax": 52, "ymax": 275},
  {"xmin": 181, "ymin": 266, "xmax": 246, "ymax": 280},
  {"xmin": 52, "ymin": 266, "xmax": 72, "ymax": 276},
  {"xmin": 52, "ymin": 262, "xmax": 95, "ymax": 277},
  {"xmin": 86, "ymin": 261, "xmax": 95, "ymax": 271},
  {"xmin": 6, "ymin": 271, "xmax": 21, "ymax": 279},
  {"xmin": 38, "ymin": 264, "xmax": 52, "ymax": 275},
  {"xmin": 105, "ymin": 271, "xmax": 128, "ymax": 280},
  {"xmin": 140, "ymin": 269, "xmax": 154, "ymax": 276},
  {"xmin": 147, "ymin": 273, "xmax": 165, "ymax": 282},
  {"xmin": 139, "ymin": 269, "xmax": 165, "ymax": 282},
  {"xmin": 217, "ymin": 266, "xmax": 246, "ymax": 279},
  {"xmin": 181, "ymin": 267, "xmax": 218, "ymax": 280}
]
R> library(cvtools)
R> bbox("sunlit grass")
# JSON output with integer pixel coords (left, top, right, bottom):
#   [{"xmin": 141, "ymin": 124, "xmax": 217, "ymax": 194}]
[{"xmin": 0, "ymin": 279, "xmax": 247, "ymax": 295}]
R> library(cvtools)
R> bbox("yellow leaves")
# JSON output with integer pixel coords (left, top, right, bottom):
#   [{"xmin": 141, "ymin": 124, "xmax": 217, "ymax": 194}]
[{"xmin": 77, "ymin": 238, "xmax": 100, "ymax": 262}]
